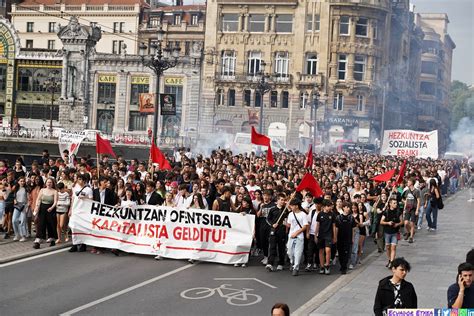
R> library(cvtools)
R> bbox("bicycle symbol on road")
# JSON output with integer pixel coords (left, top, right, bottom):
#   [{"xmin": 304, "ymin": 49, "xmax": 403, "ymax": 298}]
[{"xmin": 180, "ymin": 283, "xmax": 262, "ymax": 306}]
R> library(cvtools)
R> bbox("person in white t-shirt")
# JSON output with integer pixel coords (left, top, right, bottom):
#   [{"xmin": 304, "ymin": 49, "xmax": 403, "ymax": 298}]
[
  {"xmin": 69, "ymin": 173, "xmax": 93, "ymax": 253},
  {"xmin": 286, "ymin": 199, "xmax": 308, "ymax": 276},
  {"xmin": 245, "ymin": 175, "xmax": 261, "ymax": 200}
]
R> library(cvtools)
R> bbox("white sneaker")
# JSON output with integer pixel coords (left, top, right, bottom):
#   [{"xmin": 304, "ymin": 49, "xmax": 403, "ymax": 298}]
[
  {"xmin": 13, "ymin": 235, "xmax": 20, "ymax": 241},
  {"xmin": 234, "ymin": 263, "xmax": 240, "ymax": 267},
  {"xmin": 46, "ymin": 238, "xmax": 53, "ymax": 243},
  {"xmin": 154, "ymin": 255, "xmax": 162, "ymax": 260},
  {"xmin": 34, "ymin": 238, "xmax": 41, "ymax": 243},
  {"xmin": 19, "ymin": 237, "xmax": 27, "ymax": 242},
  {"xmin": 265, "ymin": 264, "xmax": 274, "ymax": 272},
  {"xmin": 261, "ymin": 257, "xmax": 268, "ymax": 265},
  {"xmin": 417, "ymin": 226, "xmax": 421, "ymax": 230},
  {"xmin": 241, "ymin": 263, "xmax": 247, "ymax": 268},
  {"xmin": 276, "ymin": 265, "xmax": 283, "ymax": 271},
  {"xmin": 348, "ymin": 264, "xmax": 354, "ymax": 270},
  {"xmin": 188, "ymin": 259, "xmax": 195, "ymax": 264},
  {"xmin": 305, "ymin": 263, "xmax": 312, "ymax": 271}
]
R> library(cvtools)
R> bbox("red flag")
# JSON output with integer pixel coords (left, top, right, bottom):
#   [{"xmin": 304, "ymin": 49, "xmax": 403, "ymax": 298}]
[
  {"xmin": 371, "ymin": 169, "xmax": 396, "ymax": 183},
  {"xmin": 304, "ymin": 144, "xmax": 313, "ymax": 169},
  {"xmin": 266, "ymin": 145, "xmax": 274, "ymax": 167},
  {"xmin": 296, "ymin": 173, "xmax": 324, "ymax": 198},
  {"xmin": 251, "ymin": 126, "xmax": 270, "ymax": 147},
  {"xmin": 96, "ymin": 133, "xmax": 116, "ymax": 158},
  {"xmin": 150, "ymin": 140, "xmax": 172, "ymax": 170},
  {"xmin": 395, "ymin": 160, "xmax": 407, "ymax": 185}
]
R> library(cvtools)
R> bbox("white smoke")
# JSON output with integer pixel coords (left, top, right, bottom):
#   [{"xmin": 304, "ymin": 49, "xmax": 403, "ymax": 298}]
[
  {"xmin": 447, "ymin": 117, "xmax": 474, "ymax": 156},
  {"xmin": 193, "ymin": 132, "xmax": 235, "ymax": 156}
]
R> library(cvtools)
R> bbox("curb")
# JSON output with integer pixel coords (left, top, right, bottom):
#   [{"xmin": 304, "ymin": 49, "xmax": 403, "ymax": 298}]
[
  {"xmin": 0, "ymin": 242, "xmax": 72, "ymax": 265},
  {"xmin": 292, "ymin": 248, "xmax": 381, "ymax": 316}
]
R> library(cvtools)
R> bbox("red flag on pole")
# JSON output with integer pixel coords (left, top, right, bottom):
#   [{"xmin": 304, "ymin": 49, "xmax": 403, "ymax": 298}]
[
  {"xmin": 304, "ymin": 144, "xmax": 313, "ymax": 169},
  {"xmin": 266, "ymin": 145, "xmax": 274, "ymax": 167},
  {"xmin": 251, "ymin": 126, "xmax": 270, "ymax": 147},
  {"xmin": 395, "ymin": 160, "xmax": 407, "ymax": 185},
  {"xmin": 296, "ymin": 173, "xmax": 324, "ymax": 198},
  {"xmin": 371, "ymin": 169, "xmax": 396, "ymax": 183},
  {"xmin": 96, "ymin": 133, "xmax": 116, "ymax": 158},
  {"xmin": 150, "ymin": 139, "xmax": 172, "ymax": 171}
]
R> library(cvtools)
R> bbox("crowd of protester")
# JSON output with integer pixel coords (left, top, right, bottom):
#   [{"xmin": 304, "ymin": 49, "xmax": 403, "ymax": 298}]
[{"xmin": 0, "ymin": 147, "xmax": 472, "ymax": 277}]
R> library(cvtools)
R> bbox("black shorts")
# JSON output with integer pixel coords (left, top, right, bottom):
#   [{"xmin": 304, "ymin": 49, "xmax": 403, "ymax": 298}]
[
  {"xmin": 404, "ymin": 209, "xmax": 417, "ymax": 223},
  {"xmin": 4, "ymin": 204, "xmax": 14, "ymax": 214},
  {"xmin": 317, "ymin": 237, "xmax": 332, "ymax": 249}
]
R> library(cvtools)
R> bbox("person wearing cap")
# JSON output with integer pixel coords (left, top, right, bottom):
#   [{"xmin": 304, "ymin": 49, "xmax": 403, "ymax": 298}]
[{"xmin": 286, "ymin": 199, "xmax": 308, "ymax": 276}]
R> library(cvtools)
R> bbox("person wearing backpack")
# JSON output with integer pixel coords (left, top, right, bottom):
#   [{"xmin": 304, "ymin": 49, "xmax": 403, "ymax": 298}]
[
  {"xmin": 402, "ymin": 178, "xmax": 420, "ymax": 243},
  {"xmin": 304, "ymin": 194, "xmax": 319, "ymax": 272},
  {"xmin": 335, "ymin": 201, "xmax": 358, "ymax": 274},
  {"xmin": 425, "ymin": 178, "xmax": 441, "ymax": 231}
]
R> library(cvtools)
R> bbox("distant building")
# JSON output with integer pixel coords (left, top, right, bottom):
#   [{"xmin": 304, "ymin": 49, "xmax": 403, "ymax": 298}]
[{"xmin": 10, "ymin": 0, "xmax": 147, "ymax": 54}]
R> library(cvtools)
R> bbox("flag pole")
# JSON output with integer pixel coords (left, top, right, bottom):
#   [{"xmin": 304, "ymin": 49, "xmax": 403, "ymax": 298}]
[{"xmin": 97, "ymin": 153, "xmax": 100, "ymax": 177}]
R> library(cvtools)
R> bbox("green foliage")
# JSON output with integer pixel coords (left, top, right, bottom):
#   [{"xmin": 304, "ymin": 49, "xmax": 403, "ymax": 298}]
[{"xmin": 450, "ymin": 80, "xmax": 474, "ymax": 129}]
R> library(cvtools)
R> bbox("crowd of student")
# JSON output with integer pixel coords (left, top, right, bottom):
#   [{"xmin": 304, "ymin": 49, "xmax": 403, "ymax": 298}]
[{"xmin": 0, "ymin": 148, "xmax": 473, "ymax": 277}]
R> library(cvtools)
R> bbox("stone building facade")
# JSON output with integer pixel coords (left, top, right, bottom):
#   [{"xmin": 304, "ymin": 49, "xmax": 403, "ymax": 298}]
[
  {"xmin": 200, "ymin": 0, "xmax": 455, "ymax": 151},
  {"xmin": 10, "ymin": 0, "xmax": 146, "ymax": 54}
]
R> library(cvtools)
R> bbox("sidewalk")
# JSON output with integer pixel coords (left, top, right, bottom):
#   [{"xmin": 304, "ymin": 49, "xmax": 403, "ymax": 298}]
[
  {"xmin": 0, "ymin": 235, "xmax": 71, "ymax": 264},
  {"xmin": 295, "ymin": 190, "xmax": 473, "ymax": 316}
]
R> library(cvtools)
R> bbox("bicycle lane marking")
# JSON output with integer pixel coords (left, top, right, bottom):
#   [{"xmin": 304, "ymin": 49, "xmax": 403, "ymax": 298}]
[
  {"xmin": 59, "ymin": 263, "xmax": 198, "ymax": 316},
  {"xmin": 180, "ymin": 283, "xmax": 262, "ymax": 306}
]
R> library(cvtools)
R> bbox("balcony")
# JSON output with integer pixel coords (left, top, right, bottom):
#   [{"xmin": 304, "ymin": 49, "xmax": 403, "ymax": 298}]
[
  {"xmin": 295, "ymin": 73, "xmax": 323, "ymax": 89},
  {"xmin": 215, "ymin": 73, "xmax": 293, "ymax": 86}
]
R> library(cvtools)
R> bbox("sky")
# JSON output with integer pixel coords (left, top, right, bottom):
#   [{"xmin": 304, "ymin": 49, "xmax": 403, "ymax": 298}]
[{"xmin": 169, "ymin": 0, "xmax": 473, "ymax": 85}]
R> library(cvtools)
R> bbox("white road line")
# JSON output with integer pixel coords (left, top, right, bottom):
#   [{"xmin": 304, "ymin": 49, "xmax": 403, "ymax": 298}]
[
  {"xmin": 213, "ymin": 278, "xmax": 277, "ymax": 289},
  {"xmin": 0, "ymin": 248, "xmax": 70, "ymax": 268},
  {"xmin": 60, "ymin": 263, "xmax": 197, "ymax": 315}
]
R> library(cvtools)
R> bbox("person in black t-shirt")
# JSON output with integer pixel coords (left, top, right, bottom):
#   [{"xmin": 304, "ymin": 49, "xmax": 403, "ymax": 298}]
[
  {"xmin": 315, "ymin": 199, "xmax": 336, "ymax": 275},
  {"xmin": 257, "ymin": 190, "xmax": 275, "ymax": 264},
  {"xmin": 447, "ymin": 262, "xmax": 474, "ymax": 308},
  {"xmin": 335, "ymin": 201, "xmax": 358, "ymax": 274},
  {"xmin": 265, "ymin": 193, "xmax": 288, "ymax": 272},
  {"xmin": 380, "ymin": 198, "xmax": 403, "ymax": 268}
]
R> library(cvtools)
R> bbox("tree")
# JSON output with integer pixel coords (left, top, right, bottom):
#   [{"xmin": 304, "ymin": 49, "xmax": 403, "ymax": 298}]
[{"xmin": 449, "ymin": 80, "xmax": 474, "ymax": 130}]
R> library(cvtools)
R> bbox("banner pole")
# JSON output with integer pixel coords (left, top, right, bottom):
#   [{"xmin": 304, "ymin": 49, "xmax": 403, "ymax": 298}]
[{"xmin": 97, "ymin": 153, "xmax": 100, "ymax": 178}]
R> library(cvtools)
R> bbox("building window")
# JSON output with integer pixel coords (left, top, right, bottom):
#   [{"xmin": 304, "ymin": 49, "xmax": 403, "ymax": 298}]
[
  {"xmin": 306, "ymin": 14, "xmax": 320, "ymax": 32},
  {"xmin": 300, "ymin": 92, "xmax": 308, "ymax": 109},
  {"xmin": 217, "ymin": 88, "xmax": 224, "ymax": 106},
  {"xmin": 420, "ymin": 81, "xmax": 436, "ymax": 96},
  {"xmin": 98, "ymin": 83, "xmax": 116, "ymax": 104},
  {"xmin": 0, "ymin": 65, "xmax": 6, "ymax": 92},
  {"xmin": 112, "ymin": 40, "xmax": 124, "ymax": 54},
  {"xmin": 270, "ymin": 91, "xmax": 278, "ymax": 108},
  {"xmin": 338, "ymin": 54, "xmax": 347, "ymax": 80},
  {"xmin": 356, "ymin": 18, "xmax": 368, "ymax": 37},
  {"xmin": 25, "ymin": 40, "xmax": 33, "ymax": 48},
  {"xmin": 18, "ymin": 69, "xmax": 32, "ymax": 91},
  {"xmin": 26, "ymin": 22, "xmax": 34, "ymax": 32},
  {"xmin": 191, "ymin": 14, "xmax": 199, "ymax": 26},
  {"xmin": 306, "ymin": 53, "xmax": 318, "ymax": 75},
  {"xmin": 129, "ymin": 112, "xmax": 147, "ymax": 131},
  {"xmin": 47, "ymin": 40, "xmax": 55, "ymax": 50},
  {"xmin": 221, "ymin": 13, "xmax": 239, "ymax": 32},
  {"xmin": 248, "ymin": 51, "xmax": 262, "ymax": 77},
  {"xmin": 113, "ymin": 22, "xmax": 125, "ymax": 33},
  {"xmin": 274, "ymin": 52, "xmax": 289, "ymax": 78},
  {"xmin": 244, "ymin": 90, "xmax": 251, "ymax": 107},
  {"xmin": 174, "ymin": 14, "xmax": 181, "ymax": 25},
  {"xmin": 333, "ymin": 93, "xmax": 344, "ymax": 111},
  {"xmin": 149, "ymin": 17, "xmax": 160, "ymax": 27},
  {"xmin": 184, "ymin": 41, "xmax": 190, "ymax": 55},
  {"xmin": 255, "ymin": 91, "xmax": 261, "ymax": 107},
  {"xmin": 373, "ymin": 21, "xmax": 378, "ymax": 39},
  {"xmin": 275, "ymin": 14, "xmax": 293, "ymax": 33},
  {"xmin": 17, "ymin": 104, "xmax": 58, "ymax": 120},
  {"xmin": 421, "ymin": 61, "xmax": 437, "ymax": 75},
  {"xmin": 339, "ymin": 16, "xmax": 350, "ymax": 36},
  {"xmin": 221, "ymin": 50, "xmax": 236, "ymax": 77},
  {"xmin": 248, "ymin": 14, "xmax": 265, "ymax": 33},
  {"xmin": 281, "ymin": 91, "xmax": 289, "ymax": 108},
  {"xmin": 130, "ymin": 83, "xmax": 149, "ymax": 105},
  {"xmin": 356, "ymin": 95, "xmax": 364, "ymax": 111},
  {"xmin": 228, "ymin": 89, "xmax": 235, "ymax": 106},
  {"xmin": 48, "ymin": 22, "xmax": 56, "ymax": 33},
  {"xmin": 354, "ymin": 55, "xmax": 366, "ymax": 81}
]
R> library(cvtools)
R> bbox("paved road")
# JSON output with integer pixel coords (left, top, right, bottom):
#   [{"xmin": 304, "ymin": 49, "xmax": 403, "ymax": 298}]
[{"xmin": 0, "ymin": 237, "xmax": 375, "ymax": 316}]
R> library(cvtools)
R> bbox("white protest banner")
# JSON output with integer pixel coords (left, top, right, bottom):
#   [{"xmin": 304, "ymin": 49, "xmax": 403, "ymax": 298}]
[
  {"xmin": 381, "ymin": 129, "xmax": 438, "ymax": 159},
  {"xmin": 69, "ymin": 199, "xmax": 255, "ymax": 264},
  {"xmin": 58, "ymin": 130, "xmax": 86, "ymax": 162}
]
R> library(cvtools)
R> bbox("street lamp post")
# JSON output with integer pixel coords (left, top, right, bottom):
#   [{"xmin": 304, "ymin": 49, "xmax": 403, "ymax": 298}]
[
  {"xmin": 255, "ymin": 61, "xmax": 272, "ymax": 134},
  {"xmin": 43, "ymin": 70, "xmax": 61, "ymax": 137},
  {"xmin": 312, "ymin": 88, "xmax": 319, "ymax": 149},
  {"xmin": 139, "ymin": 26, "xmax": 180, "ymax": 143}
]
